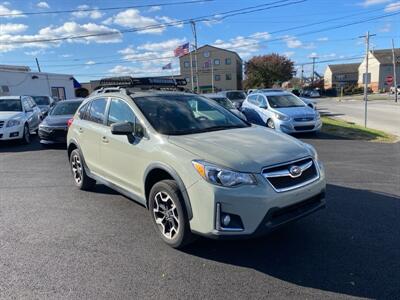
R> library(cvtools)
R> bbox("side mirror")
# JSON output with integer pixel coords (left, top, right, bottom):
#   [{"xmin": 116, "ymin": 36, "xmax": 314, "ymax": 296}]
[
  {"xmin": 260, "ymin": 105, "xmax": 268, "ymax": 109},
  {"xmin": 111, "ymin": 121, "xmax": 134, "ymax": 135}
]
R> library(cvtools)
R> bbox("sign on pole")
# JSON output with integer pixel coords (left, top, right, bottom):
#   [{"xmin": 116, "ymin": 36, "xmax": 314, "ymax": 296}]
[{"xmin": 386, "ymin": 75, "xmax": 393, "ymax": 85}]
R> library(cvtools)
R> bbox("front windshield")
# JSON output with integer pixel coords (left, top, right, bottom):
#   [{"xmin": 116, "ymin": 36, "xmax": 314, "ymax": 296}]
[
  {"xmin": 50, "ymin": 101, "xmax": 82, "ymax": 116},
  {"xmin": 226, "ymin": 91, "xmax": 246, "ymax": 100},
  {"xmin": 210, "ymin": 97, "xmax": 235, "ymax": 109},
  {"xmin": 267, "ymin": 94, "xmax": 306, "ymax": 108},
  {"xmin": 32, "ymin": 96, "xmax": 50, "ymax": 106},
  {"xmin": 134, "ymin": 94, "xmax": 249, "ymax": 135},
  {"xmin": 0, "ymin": 99, "xmax": 22, "ymax": 112}
]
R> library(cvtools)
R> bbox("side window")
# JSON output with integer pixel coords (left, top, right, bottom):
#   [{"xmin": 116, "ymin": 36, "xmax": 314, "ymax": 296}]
[
  {"xmin": 87, "ymin": 98, "xmax": 107, "ymax": 124},
  {"xmin": 28, "ymin": 98, "xmax": 36, "ymax": 108},
  {"xmin": 248, "ymin": 95, "xmax": 257, "ymax": 105},
  {"xmin": 78, "ymin": 102, "xmax": 90, "ymax": 120},
  {"xmin": 107, "ymin": 98, "xmax": 136, "ymax": 126},
  {"xmin": 257, "ymin": 96, "xmax": 267, "ymax": 107},
  {"xmin": 22, "ymin": 99, "xmax": 31, "ymax": 111}
]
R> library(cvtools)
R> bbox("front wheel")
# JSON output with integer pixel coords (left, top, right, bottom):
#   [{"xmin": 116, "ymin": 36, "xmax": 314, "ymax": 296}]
[
  {"xmin": 21, "ymin": 124, "xmax": 31, "ymax": 144},
  {"xmin": 266, "ymin": 118, "xmax": 275, "ymax": 129},
  {"xmin": 149, "ymin": 180, "xmax": 194, "ymax": 248}
]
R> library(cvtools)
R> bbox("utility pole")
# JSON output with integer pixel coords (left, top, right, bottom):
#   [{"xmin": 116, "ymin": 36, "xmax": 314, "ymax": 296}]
[
  {"xmin": 311, "ymin": 57, "xmax": 317, "ymax": 88},
  {"xmin": 300, "ymin": 64, "xmax": 304, "ymax": 88},
  {"xmin": 359, "ymin": 31, "xmax": 376, "ymax": 127},
  {"xmin": 190, "ymin": 20, "xmax": 199, "ymax": 93},
  {"xmin": 392, "ymin": 38, "xmax": 398, "ymax": 103},
  {"xmin": 35, "ymin": 57, "xmax": 41, "ymax": 72}
]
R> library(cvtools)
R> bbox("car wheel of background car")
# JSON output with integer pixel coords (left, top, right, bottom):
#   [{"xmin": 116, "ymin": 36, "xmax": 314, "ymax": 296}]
[
  {"xmin": 21, "ymin": 124, "xmax": 31, "ymax": 144},
  {"xmin": 267, "ymin": 119, "xmax": 275, "ymax": 129},
  {"xmin": 69, "ymin": 149, "xmax": 96, "ymax": 191},
  {"xmin": 149, "ymin": 179, "xmax": 194, "ymax": 248}
]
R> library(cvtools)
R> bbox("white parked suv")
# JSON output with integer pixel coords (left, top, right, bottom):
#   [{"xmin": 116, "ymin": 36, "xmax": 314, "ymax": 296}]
[
  {"xmin": 241, "ymin": 90, "xmax": 322, "ymax": 134},
  {"xmin": 0, "ymin": 96, "xmax": 42, "ymax": 144}
]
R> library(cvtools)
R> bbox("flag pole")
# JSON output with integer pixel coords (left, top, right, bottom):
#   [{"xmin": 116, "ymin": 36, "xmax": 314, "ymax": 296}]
[
  {"xmin": 189, "ymin": 45, "xmax": 194, "ymax": 92},
  {"xmin": 211, "ymin": 58, "xmax": 214, "ymax": 93}
]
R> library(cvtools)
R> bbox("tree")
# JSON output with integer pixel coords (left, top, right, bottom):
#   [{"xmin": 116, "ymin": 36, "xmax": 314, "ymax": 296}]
[{"xmin": 244, "ymin": 53, "xmax": 295, "ymax": 89}]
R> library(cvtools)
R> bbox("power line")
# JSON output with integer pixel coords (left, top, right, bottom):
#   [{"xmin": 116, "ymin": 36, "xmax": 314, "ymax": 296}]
[
  {"xmin": 0, "ymin": 0, "xmax": 214, "ymax": 17},
  {"xmin": 0, "ymin": 0, "xmax": 305, "ymax": 45}
]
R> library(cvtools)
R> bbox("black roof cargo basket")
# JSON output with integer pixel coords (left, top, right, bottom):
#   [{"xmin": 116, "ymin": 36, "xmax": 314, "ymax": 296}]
[{"xmin": 98, "ymin": 76, "xmax": 187, "ymax": 89}]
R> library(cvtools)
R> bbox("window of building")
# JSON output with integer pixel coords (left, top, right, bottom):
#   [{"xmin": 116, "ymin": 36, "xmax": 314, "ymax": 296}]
[
  {"xmin": 184, "ymin": 61, "xmax": 190, "ymax": 68},
  {"xmin": 185, "ymin": 77, "xmax": 191, "ymax": 83},
  {"xmin": 193, "ymin": 76, "xmax": 197, "ymax": 83},
  {"xmin": 214, "ymin": 74, "xmax": 221, "ymax": 81},
  {"xmin": 225, "ymin": 73, "xmax": 232, "ymax": 80},
  {"xmin": 214, "ymin": 59, "xmax": 220, "ymax": 65},
  {"xmin": 203, "ymin": 51, "xmax": 210, "ymax": 58},
  {"xmin": 87, "ymin": 98, "xmax": 107, "ymax": 124},
  {"xmin": 225, "ymin": 58, "xmax": 231, "ymax": 65}
]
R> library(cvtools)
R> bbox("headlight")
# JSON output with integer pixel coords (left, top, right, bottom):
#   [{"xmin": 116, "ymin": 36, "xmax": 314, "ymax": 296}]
[
  {"xmin": 316, "ymin": 112, "xmax": 321, "ymax": 119},
  {"xmin": 303, "ymin": 143, "xmax": 318, "ymax": 161},
  {"xmin": 192, "ymin": 161, "xmax": 257, "ymax": 187},
  {"xmin": 274, "ymin": 113, "xmax": 290, "ymax": 121},
  {"xmin": 6, "ymin": 119, "xmax": 21, "ymax": 127}
]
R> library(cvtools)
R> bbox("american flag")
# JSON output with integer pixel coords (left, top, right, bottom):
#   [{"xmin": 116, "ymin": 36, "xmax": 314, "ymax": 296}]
[
  {"xmin": 173, "ymin": 43, "xmax": 189, "ymax": 57},
  {"xmin": 162, "ymin": 63, "xmax": 172, "ymax": 70}
]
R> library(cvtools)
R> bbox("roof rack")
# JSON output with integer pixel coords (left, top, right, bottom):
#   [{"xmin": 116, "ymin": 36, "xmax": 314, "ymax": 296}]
[{"xmin": 98, "ymin": 76, "xmax": 187, "ymax": 90}]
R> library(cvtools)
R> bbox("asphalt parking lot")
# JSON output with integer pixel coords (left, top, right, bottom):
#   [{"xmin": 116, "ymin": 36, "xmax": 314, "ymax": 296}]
[{"xmin": 0, "ymin": 136, "xmax": 399, "ymax": 299}]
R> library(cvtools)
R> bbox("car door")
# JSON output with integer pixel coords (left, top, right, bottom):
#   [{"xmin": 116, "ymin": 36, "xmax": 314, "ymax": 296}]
[
  {"xmin": 99, "ymin": 97, "xmax": 147, "ymax": 195},
  {"xmin": 77, "ymin": 97, "xmax": 109, "ymax": 174},
  {"xmin": 21, "ymin": 98, "xmax": 36, "ymax": 130},
  {"xmin": 26, "ymin": 97, "xmax": 41, "ymax": 129},
  {"xmin": 255, "ymin": 95, "xmax": 271, "ymax": 123}
]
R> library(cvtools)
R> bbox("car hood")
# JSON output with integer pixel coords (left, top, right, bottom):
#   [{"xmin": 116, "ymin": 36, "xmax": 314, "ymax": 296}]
[
  {"xmin": 0, "ymin": 111, "xmax": 23, "ymax": 121},
  {"xmin": 274, "ymin": 106, "xmax": 316, "ymax": 118},
  {"xmin": 42, "ymin": 115, "xmax": 72, "ymax": 126},
  {"xmin": 168, "ymin": 126, "xmax": 310, "ymax": 173}
]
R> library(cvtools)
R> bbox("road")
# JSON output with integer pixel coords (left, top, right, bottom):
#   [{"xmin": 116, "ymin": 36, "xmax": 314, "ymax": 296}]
[
  {"xmin": 0, "ymin": 136, "xmax": 399, "ymax": 299},
  {"xmin": 317, "ymin": 98, "xmax": 400, "ymax": 136}
]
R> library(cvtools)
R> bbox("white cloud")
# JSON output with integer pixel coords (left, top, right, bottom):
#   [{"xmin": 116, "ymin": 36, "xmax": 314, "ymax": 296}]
[
  {"xmin": 212, "ymin": 31, "xmax": 271, "ymax": 58},
  {"xmin": 147, "ymin": 6, "xmax": 161, "ymax": 12},
  {"xmin": 24, "ymin": 49, "xmax": 46, "ymax": 56},
  {"xmin": 283, "ymin": 35, "xmax": 303, "ymax": 48},
  {"xmin": 283, "ymin": 51, "xmax": 295, "ymax": 58},
  {"xmin": 0, "ymin": 23, "xmax": 28, "ymax": 34},
  {"xmin": 85, "ymin": 60, "xmax": 96, "ymax": 65},
  {"xmin": 0, "ymin": 4, "xmax": 25, "ymax": 18},
  {"xmin": 105, "ymin": 9, "xmax": 163, "ymax": 34},
  {"xmin": 359, "ymin": 0, "xmax": 390, "ymax": 7},
  {"xmin": 379, "ymin": 23, "xmax": 392, "ymax": 32},
  {"xmin": 71, "ymin": 5, "xmax": 104, "ymax": 20},
  {"xmin": 0, "ymin": 22, "xmax": 122, "ymax": 53},
  {"xmin": 317, "ymin": 37, "xmax": 329, "ymax": 42},
  {"xmin": 137, "ymin": 38, "xmax": 186, "ymax": 52},
  {"xmin": 155, "ymin": 16, "xmax": 184, "ymax": 28},
  {"xmin": 202, "ymin": 14, "xmax": 223, "ymax": 27},
  {"xmin": 109, "ymin": 64, "xmax": 179, "ymax": 77},
  {"xmin": 309, "ymin": 52, "xmax": 318, "ymax": 58},
  {"xmin": 37, "ymin": 1, "xmax": 50, "ymax": 9},
  {"xmin": 384, "ymin": 1, "xmax": 400, "ymax": 11},
  {"xmin": 60, "ymin": 54, "xmax": 72, "ymax": 58}
]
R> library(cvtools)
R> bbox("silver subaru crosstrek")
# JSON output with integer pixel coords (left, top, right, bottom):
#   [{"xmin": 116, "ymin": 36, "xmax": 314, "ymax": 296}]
[{"xmin": 241, "ymin": 90, "xmax": 322, "ymax": 134}]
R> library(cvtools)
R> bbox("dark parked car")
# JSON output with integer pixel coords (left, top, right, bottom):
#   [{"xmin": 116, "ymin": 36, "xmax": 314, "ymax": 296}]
[
  {"xmin": 218, "ymin": 90, "xmax": 247, "ymax": 109},
  {"xmin": 38, "ymin": 99, "xmax": 83, "ymax": 144}
]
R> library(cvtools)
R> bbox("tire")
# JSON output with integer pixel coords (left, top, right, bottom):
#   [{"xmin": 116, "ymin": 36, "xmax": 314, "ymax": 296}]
[
  {"xmin": 69, "ymin": 149, "xmax": 96, "ymax": 191},
  {"xmin": 266, "ymin": 118, "xmax": 275, "ymax": 129},
  {"xmin": 21, "ymin": 124, "xmax": 31, "ymax": 144},
  {"xmin": 149, "ymin": 179, "xmax": 194, "ymax": 248}
]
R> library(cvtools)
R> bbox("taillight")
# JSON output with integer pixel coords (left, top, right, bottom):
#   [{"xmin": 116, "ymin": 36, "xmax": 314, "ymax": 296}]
[{"xmin": 67, "ymin": 118, "xmax": 74, "ymax": 128}]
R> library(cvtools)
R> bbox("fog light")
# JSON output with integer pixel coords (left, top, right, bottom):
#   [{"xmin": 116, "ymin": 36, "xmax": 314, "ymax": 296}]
[
  {"xmin": 10, "ymin": 132, "xmax": 19, "ymax": 137},
  {"xmin": 222, "ymin": 214, "xmax": 231, "ymax": 227}
]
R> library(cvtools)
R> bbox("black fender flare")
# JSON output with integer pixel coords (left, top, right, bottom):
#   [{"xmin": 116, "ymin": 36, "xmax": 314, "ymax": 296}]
[{"xmin": 143, "ymin": 162, "xmax": 193, "ymax": 220}]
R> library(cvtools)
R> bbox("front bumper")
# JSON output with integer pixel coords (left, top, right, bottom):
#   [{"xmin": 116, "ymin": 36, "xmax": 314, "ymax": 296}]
[
  {"xmin": 39, "ymin": 126, "xmax": 68, "ymax": 144},
  {"xmin": 0, "ymin": 125, "xmax": 24, "ymax": 141},
  {"xmin": 276, "ymin": 118, "xmax": 322, "ymax": 133},
  {"xmin": 187, "ymin": 161, "xmax": 326, "ymax": 238}
]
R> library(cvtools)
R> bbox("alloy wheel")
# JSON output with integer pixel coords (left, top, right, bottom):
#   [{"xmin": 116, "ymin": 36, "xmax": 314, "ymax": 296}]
[
  {"xmin": 153, "ymin": 191, "xmax": 180, "ymax": 240},
  {"xmin": 24, "ymin": 125, "xmax": 30, "ymax": 143},
  {"xmin": 71, "ymin": 154, "xmax": 83, "ymax": 185},
  {"xmin": 267, "ymin": 119, "xmax": 275, "ymax": 129}
]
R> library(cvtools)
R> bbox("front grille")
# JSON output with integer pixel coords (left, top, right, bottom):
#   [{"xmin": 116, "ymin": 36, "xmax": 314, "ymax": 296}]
[
  {"xmin": 262, "ymin": 157, "xmax": 319, "ymax": 192},
  {"xmin": 294, "ymin": 117, "xmax": 314, "ymax": 122},
  {"xmin": 0, "ymin": 121, "xmax": 4, "ymax": 129},
  {"xmin": 294, "ymin": 125, "xmax": 315, "ymax": 131}
]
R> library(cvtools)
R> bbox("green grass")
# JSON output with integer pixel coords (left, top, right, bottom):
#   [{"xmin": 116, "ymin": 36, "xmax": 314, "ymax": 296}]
[{"xmin": 321, "ymin": 117, "xmax": 397, "ymax": 143}]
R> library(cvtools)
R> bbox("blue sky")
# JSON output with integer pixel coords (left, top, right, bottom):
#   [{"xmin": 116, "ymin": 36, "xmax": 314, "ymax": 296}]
[{"xmin": 0, "ymin": 0, "xmax": 399, "ymax": 82}]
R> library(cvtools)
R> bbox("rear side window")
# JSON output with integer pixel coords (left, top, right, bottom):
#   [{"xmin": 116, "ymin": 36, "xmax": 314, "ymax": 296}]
[
  {"xmin": 78, "ymin": 102, "xmax": 90, "ymax": 120},
  {"xmin": 87, "ymin": 98, "xmax": 107, "ymax": 124}
]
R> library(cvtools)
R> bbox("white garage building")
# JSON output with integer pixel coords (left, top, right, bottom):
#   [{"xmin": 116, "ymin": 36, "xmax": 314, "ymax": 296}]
[{"xmin": 0, "ymin": 65, "xmax": 76, "ymax": 100}]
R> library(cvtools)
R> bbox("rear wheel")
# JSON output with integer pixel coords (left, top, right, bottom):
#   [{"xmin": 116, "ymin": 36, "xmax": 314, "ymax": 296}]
[
  {"xmin": 149, "ymin": 180, "xmax": 194, "ymax": 248},
  {"xmin": 69, "ymin": 149, "xmax": 96, "ymax": 191},
  {"xmin": 266, "ymin": 118, "xmax": 275, "ymax": 129}
]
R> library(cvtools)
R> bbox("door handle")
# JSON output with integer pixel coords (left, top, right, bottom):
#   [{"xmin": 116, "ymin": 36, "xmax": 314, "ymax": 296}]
[{"xmin": 102, "ymin": 136, "xmax": 109, "ymax": 144}]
